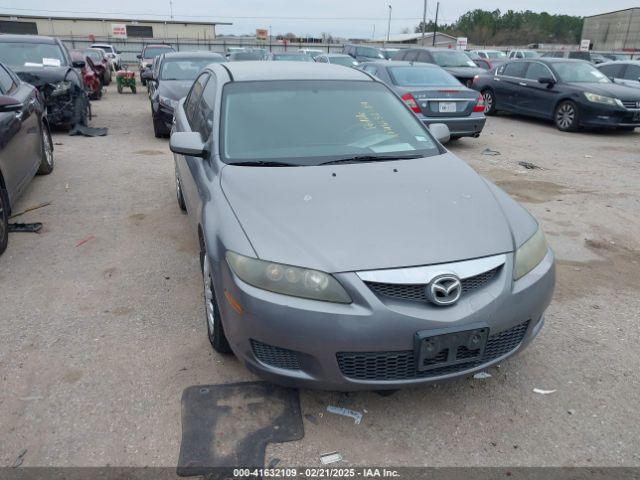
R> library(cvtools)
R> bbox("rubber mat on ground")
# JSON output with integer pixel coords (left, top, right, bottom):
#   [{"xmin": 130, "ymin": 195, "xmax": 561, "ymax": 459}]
[{"xmin": 177, "ymin": 381, "xmax": 304, "ymax": 477}]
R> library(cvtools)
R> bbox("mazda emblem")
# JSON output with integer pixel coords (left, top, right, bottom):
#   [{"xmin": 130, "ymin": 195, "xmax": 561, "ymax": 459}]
[{"xmin": 426, "ymin": 274, "xmax": 462, "ymax": 306}]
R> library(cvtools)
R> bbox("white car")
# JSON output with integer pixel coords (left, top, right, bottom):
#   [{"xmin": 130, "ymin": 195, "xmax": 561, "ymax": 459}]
[
  {"xmin": 471, "ymin": 49, "xmax": 507, "ymax": 60},
  {"xmin": 507, "ymin": 49, "xmax": 539, "ymax": 59},
  {"xmin": 91, "ymin": 43, "xmax": 121, "ymax": 70}
]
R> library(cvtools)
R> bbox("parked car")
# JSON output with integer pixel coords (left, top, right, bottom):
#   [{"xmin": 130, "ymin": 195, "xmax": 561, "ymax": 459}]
[
  {"xmin": 69, "ymin": 49, "xmax": 102, "ymax": 100},
  {"xmin": 598, "ymin": 61, "xmax": 640, "ymax": 90},
  {"xmin": 138, "ymin": 44, "xmax": 175, "ymax": 86},
  {"xmin": 359, "ymin": 61, "xmax": 486, "ymax": 139},
  {"xmin": 471, "ymin": 49, "xmax": 507, "ymax": 61},
  {"xmin": 507, "ymin": 49, "xmax": 539, "ymax": 59},
  {"xmin": 0, "ymin": 61, "xmax": 54, "ymax": 255},
  {"xmin": 380, "ymin": 48, "xmax": 400, "ymax": 60},
  {"xmin": 228, "ymin": 51, "xmax": 263, "ymax": 61},
  {"xmin": 226, "ymin": 47, "xmax": 246, "ymax": 59},
  {"xmin": 601, "ymin": 53, "xmax": 632, "ymax": 61},
  {"xmin": 265, "ymin": 52, "xmax": 313, "ymax": 62},
  {"xmin": 314, "ymin": 53, "xmax": 359, "ymax": 67},
  {"xmin": 84, "ymin": 48, "xmax": 112, "ymax": 85},
  {"xmin": 467, "ymin": 51, "xmax": 505, "ymax": 71},
  {"xmin": 169, "ymin": 61, "xmax": 555, "ymax": 390},
  {"xmin": 541, "ymin": 50, "xmax": 605, "ymax": 64},
  {"xmin": 473, "ymin": 59, "xmax": 640, "ymax": 131},
  {"xmin": 298, "ymin": 48, "xmax": 323, "ymax": 59},
  {"xmin": 391, "ymin": 48, "xmax": 485, "ymax": 86},
  {"xmin": 342, "ymin": 44, "xmax": 385, "ymax": 62},
  {"xmin": 90, "ymin": 43, "xmax": 122, "ymax": 70},
  {"xmin": 0, "ymin": 34, "xmax": 89, "ymax": 129},
  {"xmin": 148, "ymin": 51, "xmax": 224, "ymax": 137}
]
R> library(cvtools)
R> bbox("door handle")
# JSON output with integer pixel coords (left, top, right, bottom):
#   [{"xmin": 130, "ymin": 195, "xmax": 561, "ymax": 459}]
[{"xmin": 519, "ymin": 82, "xmax": 527, "ymax": 86}]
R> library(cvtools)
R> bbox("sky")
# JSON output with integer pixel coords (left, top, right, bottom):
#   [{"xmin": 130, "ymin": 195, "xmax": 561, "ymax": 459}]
[{"xmin": 0, "ymin": 0, "xmax": 636, "ymax": 38}]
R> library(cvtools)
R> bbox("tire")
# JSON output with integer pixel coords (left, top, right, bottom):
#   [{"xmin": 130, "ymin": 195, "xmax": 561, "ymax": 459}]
[
  {"xmin": 201, "ymin": 252, "xmax": 232, "ymax": 354},
  {"xmin": 131, "ymin": 85, "xmax": 136, "ymax": 94},
  {"xmin": 117, "ymin": 83, "xmax": 123, "ymax": 94},
  {"xmin": 36, "ymin": 122, "xmax": 54, "ymax": 175},
  {"xmin": 141, "ymin": 78, "xmax": 147, "ymax": 87},
  {"xmin": 153, "ymin": 115, "xmax": 167, "ymax": 138},
  {"xmin": 0, "ymin": 187, "xmax": 8, "ymax": 256},
  {"xmin": 554, "ymin": 100, "xmax": 579, "ymax": 132},
  {"xmin": 482, "ymin": 89, "xmax": 497, "ymax": 115},
  {"xmin": 175, "ymin": 172, "xmax": 187, "ymax": 212}
]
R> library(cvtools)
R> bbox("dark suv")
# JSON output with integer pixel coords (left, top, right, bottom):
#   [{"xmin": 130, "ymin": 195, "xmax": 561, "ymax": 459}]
[
  {"xmin": 392, "ymin": 48, "xmax": 485, "ymax": 86},
  {"xmin": 342, "ymin": 44, "xmax": 385, "ymax": 62}
]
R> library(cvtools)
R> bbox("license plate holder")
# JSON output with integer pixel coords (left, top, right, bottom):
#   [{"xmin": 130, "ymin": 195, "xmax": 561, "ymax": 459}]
[
  {"xmin": 633, "ymin": 112, "xmax": 640, "ymax": 122},
  {"xmin": 415, "ymin": 324, "xmax": 489, "ymax": 372},
  {"xmin": 439, "ymin": 102, "xmax": 457, "ymax": 113}
]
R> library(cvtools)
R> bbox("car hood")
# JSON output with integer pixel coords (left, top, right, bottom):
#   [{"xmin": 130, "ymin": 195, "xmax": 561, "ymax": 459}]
[
  {"xmin": 158, "ymin": 80, "xmax": 193, "ymax": 101},
  {"xmin": 221, "ymin": 152, "xmax": 517, "ymax": 273},
  {"xmin": 569, "ymin": 82, "xmax": 640, "ymax": 101},
  {"xmin": 13, "ymin": 66, "xmax": 73, "ymax": 87},
  {"xmin": 443, "ymin": 66, "xmax": 486, "ymax": 78}
]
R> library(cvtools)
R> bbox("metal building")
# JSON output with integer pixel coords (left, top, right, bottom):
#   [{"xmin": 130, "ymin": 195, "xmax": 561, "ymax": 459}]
[{"xmin": 582, "ymin": 8, "xmax": 640, "ymax": 51}]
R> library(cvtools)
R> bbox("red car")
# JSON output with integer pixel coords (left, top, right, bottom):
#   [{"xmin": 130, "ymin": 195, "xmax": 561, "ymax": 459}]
[
  {"xmin": 70, "ymin": 50, "xmax": 101, "ymax": 100},
  {"xmin": 84, "ymin": 48, "xmax": 112, "ymax": 85}
]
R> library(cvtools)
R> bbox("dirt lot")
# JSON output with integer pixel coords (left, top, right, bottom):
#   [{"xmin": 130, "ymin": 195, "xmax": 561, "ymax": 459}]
[{"xmin": 0, "ymin": 83, "xmax": 639, "ymax": 469}]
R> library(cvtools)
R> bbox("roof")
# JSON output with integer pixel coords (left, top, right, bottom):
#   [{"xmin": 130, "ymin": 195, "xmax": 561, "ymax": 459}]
[
  {"xmin": 162, "ymin": 51, "xmax": 224, "ymax": 59},
  {"xmin": 0, "ymin": 13, "xmax": 232, "ymax": 26},
  {"xmin": 584, "ymin": 7, "xmax": 640, "ymax": 19},
  {"xmin": 373, "ymin": 32, "xmax": 457, "ymax": 43},
  {"xmin": 0, "ymin": 34, "xmax": 57, "ymax": 44},
  {"xmin": 360, "ymin": 60, "xmax": 440, "ymax": 68},
  {"xmin": 218, "ymin": 62, "xmax": 371, "ymax": 82},
  {"xmin": 320, "ymin": 53, "xmax": 352, "ymax": 57}
]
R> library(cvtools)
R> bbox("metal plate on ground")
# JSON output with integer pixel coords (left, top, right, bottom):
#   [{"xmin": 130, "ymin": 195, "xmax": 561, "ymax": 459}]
[{"xmin": 177, "ymin": 381, "xmax": 304, "ymax": 478}]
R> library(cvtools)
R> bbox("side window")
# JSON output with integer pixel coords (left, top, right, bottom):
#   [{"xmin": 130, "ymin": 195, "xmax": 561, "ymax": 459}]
[
  {"xmin": 503, "ymin": 62, "xmax": 527, "ymax": 78},
  {"xmin": 553, "ymin": 52, "xmax": 565, "ymax": 58},
  {"xmin": 185, "ymin": 73, "xmax": 209, "ymax": 130},
  {"xmin": 404, "ymin": 50, "xmax": 419, "ymax": 62},
  {"xmin": 392, "ymin": 51, "xmax": 405, "ymax": 60},
  {"xmin": 569, "ymin": 51, "xmax": 589, "ymax": 60},
  {"xmin": 478, "ymin": 52, "xmax": 487, "ymax": 59},
  {"xmin": 417, "ymin": 51, "xmax": 431, "ymax": 63},
  {"xmin": 598, "ymin": 64, "xmax": 623, "ymax": 78},
  {"xmin": 195, "ymin": 74, "xmax": 217, "ymax": 140},
  {"xmin": 624, "ymin": 65, "xmax": 640, "ymax": 81},
  {"xmin": 363, "ymin": 65, "xmax": 378, "ymax": 76},
  {"xmin": 525, "ymin": 62, "xmax": 552, "ymax": 80},
  {"xmin": 0, "ymin": 65, "xmax": 16, "ymax": 94}
]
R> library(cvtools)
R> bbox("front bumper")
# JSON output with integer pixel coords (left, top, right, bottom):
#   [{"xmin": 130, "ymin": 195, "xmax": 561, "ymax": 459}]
[
  {"xmin": 578, "ymin": 102, "xmax": 640, "ymax": 128},
  {"xmin": 420, "ymin": 114, "xmax": 487, "ymax": 138},
  {"xmin": 214, "ymin": 250, "xmax": 555, "ymax": 391},
  {"xmin": 153, "ymin": 102, "xmax": 174, "ymax": 130}
]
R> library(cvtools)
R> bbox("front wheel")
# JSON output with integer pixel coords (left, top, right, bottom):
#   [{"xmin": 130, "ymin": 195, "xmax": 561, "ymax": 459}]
[
  {"xmin": 175, "ymin": 173, "xmax": 187, "ymax": 212},
  {"xmin": 37, "ymin": 122, "xmax": 54, "ymax": 175},
  {"xmin": 554, "ymin": 100, "xmax": 579, "ymax": 132},
  {"xmin": 482, "ymin": 89, "xmax": 496, "ymax": 115},
  {"xmin": 0, "ymin": 187, "xmax": 8, "ymax": 256},
  {"xmin": 202, "ymin": 253, "xmax": 232, "ymax": 354}
]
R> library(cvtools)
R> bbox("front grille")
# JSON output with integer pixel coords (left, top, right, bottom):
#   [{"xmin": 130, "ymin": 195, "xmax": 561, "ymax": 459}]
[
  {"xmin": 336, "ymin": 320, "xmax": 530, "ymax": 381},
  {"xmin": 365, "ymin": 267, "xmax": 499, "ymax": 303},
  {"xmin": 251, "ymin": 340, "xmax": 301, "ymax": 370},
  {"xmin": 621, "ymin": 100, "xmax": 640, "ymax": 109}
]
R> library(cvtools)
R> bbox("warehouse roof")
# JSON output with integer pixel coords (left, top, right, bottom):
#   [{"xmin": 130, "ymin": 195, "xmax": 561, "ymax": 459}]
[
  {"xmin": 584, "ymin": 7, "xmax": 640, "ymax": 19},
  {"xmin": 0, "ymin": 13, "xmax": 232, "ymax": 26}
]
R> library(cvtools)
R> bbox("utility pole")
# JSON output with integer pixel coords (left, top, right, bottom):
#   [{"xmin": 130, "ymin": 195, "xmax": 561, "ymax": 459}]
[
  {"xmin": 169, "ymin": 0, "xmax": 174, "ymax": 20},
  {"xmin": 421, "ymin": 0, "xmax": 427, "ymax": 45},
  {"xmin": 432, "ymin": 1, "xmax": 439, "ymax": 46},
  {"xmin": 386, "ymin": 5, "xmax": 392, "ymax": 44},
  {"xmin": 372, "ymin": 24, "xmax": 376, "ymax": 41}
]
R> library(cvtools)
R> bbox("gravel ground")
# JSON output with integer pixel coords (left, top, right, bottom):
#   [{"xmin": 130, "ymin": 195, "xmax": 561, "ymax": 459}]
[{"xmin": 0, "ymin": 83, "xmax": 639, "ymax": 468}]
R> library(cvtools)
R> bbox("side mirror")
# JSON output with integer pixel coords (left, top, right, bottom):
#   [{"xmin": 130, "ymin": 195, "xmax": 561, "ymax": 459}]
[
  {"xmin": 0, "ymin": 95, "xmax": 22, "ymax": 112},
  {"xmin": 141, "ymin": 70, "xmax": 154, "ymax": 80},
  {"xmin": 170, "ymin": 132, "xmax": 207, "ymax": 157},
  {"xmin": 538, "ymin": 77, "xmax": 555, "ymax": 85},
  {"xmin": 136, "ymin": 54, "xmax": 142, "ymax": 59},
  {"xmin": 428, "ymin": 123, "xmax": 450, "ymax": 144},
  {"xmin": 72, "ymin": 60, "xmax": 86, "ymax": 68}
]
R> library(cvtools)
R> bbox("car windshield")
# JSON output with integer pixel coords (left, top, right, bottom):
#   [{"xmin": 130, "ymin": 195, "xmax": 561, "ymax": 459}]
[
  {"xmin": 160, "ymin": 58, "xmax": 218, "ymax": 80},
  {"xmin": 389, "ymin": 66, "xmax": 461, "ymax": 87},
  {"xmin": 0, "ymin": 42, "xmax": 67, "ymax": 67},
  {"xmin": 221, "ymin": 80, "xmax": 439, "ymax": 165},
  {"xmin": 330, "ymin": 56, "xmax": 357, "ymax": 67},
  {"xmin": 486, "ymin": 51, "xmax": 506, "ymax": 59},
  {"xmin": 554, "ymin": 62, "xmax": 610, "ymax": 83},
  {"xmin": 431, "ymin": 51, "xmax": 476, "ymax": 68},
  {"xmin": 92, "ymin": 45, "xmax": 112, "ymax": 53},
  {"xmin": 144, "ymin": 47, "xmax": 173, "ymax": 58},
  {"xmin": 273, "ymin": 54, "xmax": 313, "ymax": 62}
]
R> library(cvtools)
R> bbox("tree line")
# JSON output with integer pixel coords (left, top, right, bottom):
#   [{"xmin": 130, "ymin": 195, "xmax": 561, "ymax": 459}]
[{"xmin": 415, "ymin": 9, "xmax": 584, "ymax": 45}]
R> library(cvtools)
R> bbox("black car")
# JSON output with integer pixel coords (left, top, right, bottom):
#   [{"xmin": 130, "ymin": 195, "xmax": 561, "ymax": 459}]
[
  {"xmin": 391, "ymin": 48, "xmax": 486, "ymax": 87},
  {"xmin": 541, "ymin": 50, "xmax": 606, "ymax": 65},
  {"xmin": 472, "ymin": 59, "xmax": 640, "ymax": 132},
  {"xmin": 598, "ymin": 61, "xmax": 640, "ymax": 90},
  {"xmin": 0, "ymin": 35, "xmax": 89, "ymax": 129},
  {"xmin": 0, "ymin": 61, "xmax": 54, "ymax": 255},
  {"xmin": 342, "ymin": 44, "xmax": 385, "ymax": 62},
  {"xmin": 147, "ymin": 51, "xmax": 224, "ymax": 137},
  {"xmin": 359, "ymin": 61, "xmax": 486, "ymax": 139}
]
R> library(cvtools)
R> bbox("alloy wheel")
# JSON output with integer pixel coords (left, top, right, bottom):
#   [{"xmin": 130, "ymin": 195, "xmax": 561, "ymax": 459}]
[
  {"xmin": 0, "ymin": 196, "xmax": 6, "ymax": 244},
  {"xmin": 42, "ymin": 128, "xmax": 53, "ymax": 167},
  {"xmin": 556, "ymin": 104, "xmax": 575, "ymax": 130},
  {"xmin": 203, "ymin": 254, "xmax": 216, "ymax": 339},
  {"xmin": 483, "ymin": 91, "xmax": 493, "ymax": 113}
]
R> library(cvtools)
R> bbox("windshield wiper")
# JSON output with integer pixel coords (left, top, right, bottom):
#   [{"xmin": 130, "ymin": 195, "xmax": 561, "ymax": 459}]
[
  {"xmin": 230, "ymin": 160, "xmax": 299, "ymax": 167},
  {"xmin": 318, "ymin": 154, "xmax": 423, "ymax": 166}
]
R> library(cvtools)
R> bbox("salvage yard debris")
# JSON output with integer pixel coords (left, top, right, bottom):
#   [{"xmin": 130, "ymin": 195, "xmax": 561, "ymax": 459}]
[
  {"xmin": 75, "ymin": 235, "xmax": 96, "ymax": 247},
  {"xmin": 518, "ymin": 161, "xmax": 542, "ymax": 170},
  {"xmin": 11, "ymin": 449, "xmax": 27, "ymax": 468},
  {"xmin": 326, "ymin": 405, "xmax": 363, "ymax": 424},
  {"xmin": 320, "ymin": 452, "xmax": 343, "ymax": 465},
  {"xmin": 533, "ymin": 388, "xmax": 557, "ymax": 395},
  {"xmin": 9, "ymin": 201, "xmax": 51, "ymax": 219},
  {"xmin": 482, "ymin": 148, "xmax": 501, "ymax": 156},
  {"xmin": 473, "ymin": 372, "xmax": 492, "ymax": 379},
  {"xmin": 8, "ymin": 223, "xmax": 43, "ymax": 234}
]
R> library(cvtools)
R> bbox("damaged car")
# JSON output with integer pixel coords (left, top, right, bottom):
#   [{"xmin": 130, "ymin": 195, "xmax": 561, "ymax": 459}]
[
  {"xmin": 70, "ymin": 49, "xmax": 102, "ymax": 100},
  {"xmin": 0, "ymin": 35, "xmax": 89, "ymax": 130}
]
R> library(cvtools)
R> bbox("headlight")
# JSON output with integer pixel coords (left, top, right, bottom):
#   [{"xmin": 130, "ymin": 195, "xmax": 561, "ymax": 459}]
[
  {"xmin": 583, "ymin": 92, "xmax": 623, "ymax": 107},
  {"xmin": 50, "ymin": 81, "xmax": 71, "ymax": 96},
  {"xmin": 226, "ymin": 251, "xmax": 352, "ymax": 304},
  {"xmin": 513, "ymin": 228, "xmax": 548, "ymax": 280},
  {"xmin": 159, "ymin": 96, "xmax": 178, "ymax": 110}
]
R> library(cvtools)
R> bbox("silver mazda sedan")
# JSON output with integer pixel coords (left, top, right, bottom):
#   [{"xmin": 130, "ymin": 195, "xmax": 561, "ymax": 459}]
[{"xmin": 170, "ymin": 62, "xmax": 555, "ymax": 391}]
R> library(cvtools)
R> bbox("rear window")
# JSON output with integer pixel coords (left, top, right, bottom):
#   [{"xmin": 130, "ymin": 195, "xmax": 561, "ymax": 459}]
[
  {"xmin": 431, "ymin": 51, "xmax": 476, "ymax": 68},
  {"xmin": 221, "ymin": 80, "xmax": 439, "ymax": 165},
  {"xmin": 160, "ymin": 58, "xmax": 220, "ymax": 80},
  {"xmin": 273, "ymin": 54, "xmax": 313, "ymax": 62},
  {"xmin": 144, "ymin": 46, "xmax": 174, "ymax": 58},
  {"xmin": 388, "ymin": 66, "xmax": 461, "ymax": 87}
]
